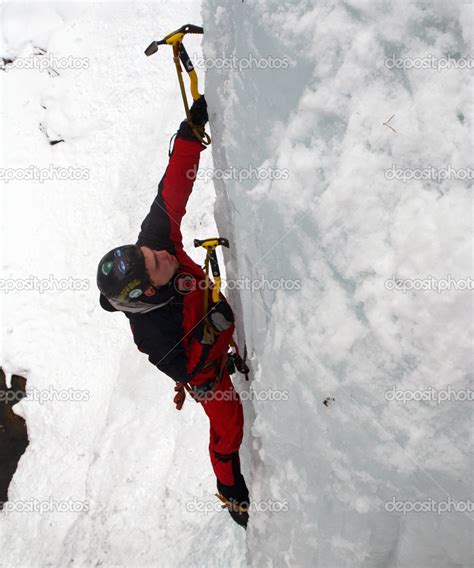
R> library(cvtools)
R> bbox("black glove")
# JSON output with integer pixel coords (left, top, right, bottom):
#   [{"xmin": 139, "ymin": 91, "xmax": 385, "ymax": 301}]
[
  {"xmin": 189, "ymin": 95, "xmax": 208, "ymax": 126},
  {"xmin": 176, "ymin": 95, "xmax": 208, "ymax": 142},
  {"xmin": 208, "ymin": 299, "xmax": 234, "ymax": 333}
]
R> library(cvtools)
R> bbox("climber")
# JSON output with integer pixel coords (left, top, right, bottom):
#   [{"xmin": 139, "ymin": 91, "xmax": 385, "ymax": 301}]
[{"xmin": 96, "ymin": 96, "xmax": 250, "ymax": 528}]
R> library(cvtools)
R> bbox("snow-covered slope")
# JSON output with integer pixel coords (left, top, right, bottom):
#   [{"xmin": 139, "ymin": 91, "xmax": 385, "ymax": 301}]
[
  {"xmin": 203, "ymin": 1, "xmax": 473, "ymax": 567},
  {"xmin": 1, "ymin": 2, "xmax": 245, "ymax": 567}
]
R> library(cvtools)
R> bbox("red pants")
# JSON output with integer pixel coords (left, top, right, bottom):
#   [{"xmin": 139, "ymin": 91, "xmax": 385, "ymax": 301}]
[{"xmin": 198, "ymin": 370, "xmax": 244, "ymax": 486}]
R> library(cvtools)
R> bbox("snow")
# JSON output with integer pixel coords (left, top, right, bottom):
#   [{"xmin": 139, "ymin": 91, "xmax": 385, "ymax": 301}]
[
  {"xmin": 1, "ymin": 1, "xmax": 244, "ymax": 566},
  {"xmin": 204, "ymin": 0, "xmax": 472, "ymax": 566},
  {"xmin": 1, "ymin": 0, "xmax": 473, "ymax": 567}
]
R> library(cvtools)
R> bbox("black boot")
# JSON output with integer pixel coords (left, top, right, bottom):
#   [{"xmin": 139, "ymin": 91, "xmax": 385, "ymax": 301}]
[
  {"xmin": 216, "ymin": 454, "xmax": 250, "ymax": 529},
  {"xmin": 216, "ymin": 481, "xmax": 250, "ymax": 528}
]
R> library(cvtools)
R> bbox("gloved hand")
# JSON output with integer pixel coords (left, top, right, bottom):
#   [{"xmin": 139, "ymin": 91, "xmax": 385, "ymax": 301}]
[
  {"xmin": 208, "ymin": 299, "xmax": 234, "ymax": 332},
  {"xmin": 189, "ymin": 95, "xmax": 208, "ymax": 126},
  {"xmin": 176, "ymin": 95, "xmax": 209, "ymax": 142}
]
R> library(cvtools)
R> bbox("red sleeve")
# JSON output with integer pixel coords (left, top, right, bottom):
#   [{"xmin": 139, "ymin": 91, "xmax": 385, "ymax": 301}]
[{"xmin": 136, "ymin": 136, "xmax": 204, "ymax": 253}]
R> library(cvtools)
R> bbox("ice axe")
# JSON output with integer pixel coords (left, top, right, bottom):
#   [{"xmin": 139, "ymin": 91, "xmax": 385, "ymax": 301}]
[
  {"xmin": 145, "ymin": 24, "xmax": 211, "ymax": 146},
  {"xmin": 194, "ymin": 237, "xmax": 229, "ymax": 304},
  {"xmin": 194, "ymin": 237, "xmax": 229, "ymax": 344}
]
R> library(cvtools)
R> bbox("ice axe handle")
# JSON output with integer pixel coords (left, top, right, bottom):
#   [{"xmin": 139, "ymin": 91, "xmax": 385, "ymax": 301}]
[
  {"xmin": 179, "ymin": 43, "xmax": 194, "ymax": 73},
  {"xmin": 208, "ymin": 250, "xmax": 220, "ymax": 279}
]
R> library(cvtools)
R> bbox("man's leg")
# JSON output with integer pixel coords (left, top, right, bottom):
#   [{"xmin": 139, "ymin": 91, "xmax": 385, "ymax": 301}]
[{"xmin": 199, "ymin": 370, "xmax": 249, "ymax": 507}]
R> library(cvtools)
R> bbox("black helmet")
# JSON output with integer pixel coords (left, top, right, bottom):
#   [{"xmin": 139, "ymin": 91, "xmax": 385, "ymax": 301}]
[{"xmin": 96, "ymin": 245, "xmax": 151, "ymax": 302}]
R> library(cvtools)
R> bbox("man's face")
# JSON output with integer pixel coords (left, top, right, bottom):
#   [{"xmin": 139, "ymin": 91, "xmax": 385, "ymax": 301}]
[{"xmin": 140, "ymin": 246, "xmax": 179, "ymax": 287}]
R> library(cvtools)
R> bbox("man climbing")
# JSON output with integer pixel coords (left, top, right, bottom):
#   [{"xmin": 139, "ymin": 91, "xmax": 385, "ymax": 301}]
[{"xmin": 96, "ymin": 96, "xmax": 250, "ymax": 528}]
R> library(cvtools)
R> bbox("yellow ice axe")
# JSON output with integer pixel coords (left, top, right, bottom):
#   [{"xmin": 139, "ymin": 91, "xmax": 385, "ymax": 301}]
[
  {"xmin": 194, "ymin": 237, "xmax": 229, "ymax": 304},
  {"xmin": 145, "ymin": 25, "xmax": 211, "ymax": 146},
  {"xmin": 194, "ymin": 237, "xmax": 229, "ymax": 345}
]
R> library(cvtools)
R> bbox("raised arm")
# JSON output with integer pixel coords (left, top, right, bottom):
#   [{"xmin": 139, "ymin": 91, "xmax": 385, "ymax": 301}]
[{"xmin": 136, "ymin": 97, "xmax": 208, "ymax": 253}]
